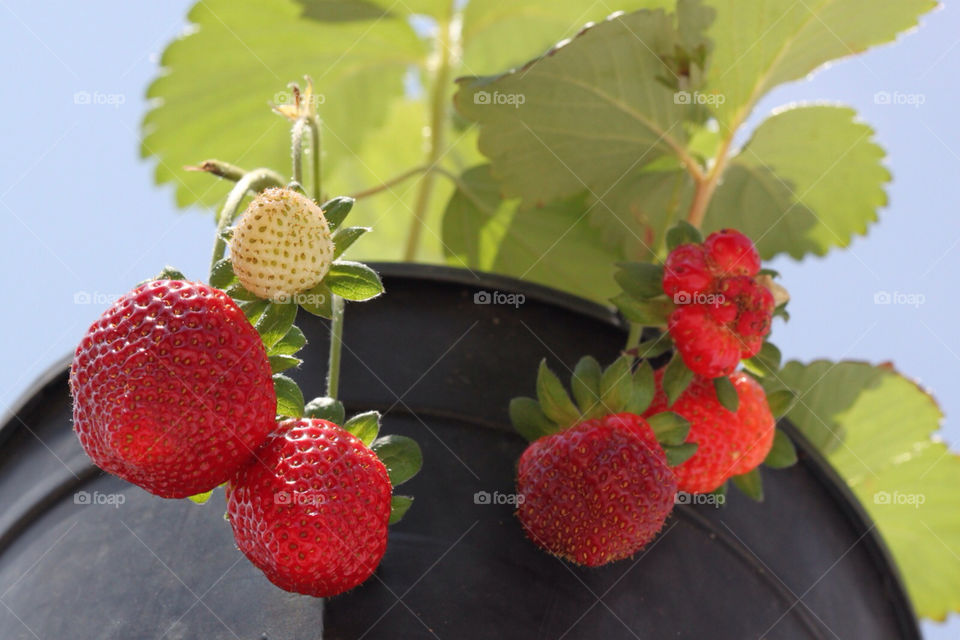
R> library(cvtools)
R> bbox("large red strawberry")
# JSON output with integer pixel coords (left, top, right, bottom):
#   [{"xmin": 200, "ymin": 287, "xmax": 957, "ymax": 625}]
[
  {"xmin": 516, "ymin": 413, "xmax": 677, "ymax": 567},
  {"xmin": 70, "ymin": 279, "xmax": 276, "ymax": 498},
  {"xmin": 644, "ymin": 371, "xmax": 775, "ymax": 493},
  {"xmin": 663, "ymin": 229, "xmax": 774, "ymax": 378},
  {"xmin": 227, "ymin": 418, "xmax": 392, "ymax": 597}
]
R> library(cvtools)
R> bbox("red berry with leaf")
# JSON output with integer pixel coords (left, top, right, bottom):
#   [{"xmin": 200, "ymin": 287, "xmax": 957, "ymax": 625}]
[
  {"xmin": 644, "ymin": 370, "xmax": 775, "ymax": 494},
  {"xmin": 516, "ymin": 413, "xmax": 677, "ymax": 566},
  {"xmin": 70, "ymin": 279, "xmax": 277, "ymax": 499},
  {"xmin": 226, "ymin": 418, "xmax": 393, "ymax": 597}
]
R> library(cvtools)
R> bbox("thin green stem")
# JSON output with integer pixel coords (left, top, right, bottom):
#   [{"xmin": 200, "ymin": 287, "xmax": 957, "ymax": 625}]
[
  {"xmin": 209, "ymin": 168, "xmax": 285, "ymax": 277},
  {"xmin": 403, "ymin": 1, "xmax": 458, "ymax": 261},
  {"xmin": 350, "ymin": 165, "xmax": 431, "ymax": 200},
  {"xmin": 307, "ymin": 117, "xmax": 321, "ymax": 202},
  {"xmin": 291, "ymin": 117, "xmax": 307, "ymax": 186},
  {"xmin": 625, "ymin": 323, "xmax": 643, "ymax": 353},
  {"xmin": 326, "ymin": 295, "xmax": 345, "ymax": 399},
  {"xmin": 186, "ymin": 159, "xmax": 247, "ymax": 182}
]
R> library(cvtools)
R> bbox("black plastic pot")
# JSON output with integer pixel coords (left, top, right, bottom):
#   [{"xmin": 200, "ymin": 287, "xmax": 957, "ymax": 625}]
[{"xmin": 0, "ymin": 264, "xmax": 918, "ymax": 639}]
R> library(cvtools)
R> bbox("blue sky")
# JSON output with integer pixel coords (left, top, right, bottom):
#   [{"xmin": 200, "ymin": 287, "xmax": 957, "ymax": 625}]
[{"xmin": 0, "ymin": 1, "xmax": 956, "ymax": 637}]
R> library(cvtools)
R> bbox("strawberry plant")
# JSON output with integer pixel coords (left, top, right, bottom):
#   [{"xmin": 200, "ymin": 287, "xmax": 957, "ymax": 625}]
[
  {"xmin": 132, "ymin": 0, "xmax": 956, "ymax": 625},
  {"xmin": 70, "ymin": 81, "xmax": 423, "ymax": 598}
]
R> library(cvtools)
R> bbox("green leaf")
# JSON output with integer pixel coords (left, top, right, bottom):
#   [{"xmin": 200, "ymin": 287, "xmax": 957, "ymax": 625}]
[
  {"xmin": 599, "ymin": 356, "xmax": 634, "ymax": 415},
  {"xmin": 632, "ymin": 336, "xmax": 674, "ymax": 360},
  {"xmin": 665, "ymin": 221, "xmax": 703, "ymax": 251},
  {"xmin": 209, "ymin": 258, "xmax": 236, "ymax": 289},
  {"xmin": 664, "ymin": 442, "xmax": 698, "ymax": 467},
  {"xmin": 342, "ymin": 411, "xmax": 380, "ymax": 447},
  {"xmin": 270, "ymin": 325, "xmax": 307, "ymax": 356},
  {"xmin": 764, "ymin": 429, "xmax": 798, "ymax": 469},
  {"xmin": 273, "ymin": 374, "xmax": 304, "ymax": 418},
  {"xmin": 455, "ymin": 5, "xmax": 712, "ymax": 207},
  {"xmin": 536, "ymin": 360, "xmax": 580, "ymax": 427},
  {"xmin": 662, "ymin": 354, "xmax": 694, "ymax": 406},
  {"xmin": 647, "ymin": 411, "xmax": 690, "ymax": 447},
  {"xmin": 441, "ymin": 164, "xmax": 618, "ymax": 303},
  {"xmin": 744, "ymin": 341, "xmax": 782, "ymax": 377},
  {"xmin": 509, "ymin": 397, "xmax": 560, "ymax": 442},
  {"xmin": 298, "ymin": 282, "xmax": 333, "ymax": 318},
  {"xmin": 625, "ymin": 360, "xmax": 656, "ymax": 415},
  {"xmin": 765, "ymin": 389, "xmax": 797, "ymax": 418},
  {"xmin": 703, "ymin": 0, "xmax": 936, "ymax": 133},
  {"xmin": 705, "ymin": 106, "xmax": 891, "ymax": 260},
  {"xmin": 143, "ymin": 266, "xmax": 187, "ymax": 284},
  {"xmin": 142, "ymin": 0, "xmax": 424, "ymax": 209},
  {"xmin": 325, "ymin": 261, "xmax": 384, "ymax": 301},
  {"xmin": 269, "ymin": 354, "xmax": 301, "ymax": 374},
  {"xmin": 570, "ymin": 356, "xmax": 603, "ymax": 417},
  {"xmin": 371, "ymin": 435, "xmax": 423, "ymax": 487},
  {"xmin": 240, "ymin": 299, "xmax": 269, "ymax": 323},
  {"xmin": 322, "ymin": 196, "xmax": 355, "ymax": 231},
  {"xmin": 255, "ymin": 302, "xmax": 297, "ymax": 349},
  {"xmin": 615, "ymin": 263, "xmax": 664, "ymax": 300},
  {"xmin": 731, "ymin": 468, "xmax": 764, "ymax": 502},
  {"xmin": 304, "ymin": 396, "xmax": 345, "ymax": 425},
  {"xmin": 187, "ymin": 489, "xmax": 214, "ymax": 505},
  {"xmin": 713, "ymin": 376, "xmax": 739, "ymax": 412},
  {"xmin": 389, "ymin": 495, "xmax": 414, "ymax": 525},
  {"xmin": 611, "ymin": 294, "xmax": 672, "ymax": 326},
  {"xmin": 332, "ymin": 226, "xmax": 370, "ymax": 259}
]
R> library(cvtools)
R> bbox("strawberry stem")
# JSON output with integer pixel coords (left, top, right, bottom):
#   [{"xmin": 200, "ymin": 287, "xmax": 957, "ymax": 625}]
[{"xmin": 326, "ymin": 295, "xmax": 345, "ymax": 399}]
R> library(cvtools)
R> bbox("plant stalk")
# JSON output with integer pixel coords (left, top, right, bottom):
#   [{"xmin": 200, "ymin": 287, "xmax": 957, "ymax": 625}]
[{"xmin": 326, "ymin": 294, "xmax": 345, "ymax": 399}]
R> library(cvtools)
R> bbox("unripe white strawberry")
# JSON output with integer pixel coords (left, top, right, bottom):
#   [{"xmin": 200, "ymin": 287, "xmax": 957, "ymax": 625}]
[{"xmin": 230, "ymin": 188, "xmax": 334, "ymax": 301}]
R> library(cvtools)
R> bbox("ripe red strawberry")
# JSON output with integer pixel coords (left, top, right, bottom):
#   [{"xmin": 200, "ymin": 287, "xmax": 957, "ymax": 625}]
[
  {"xmin": 516, "ymin": 413, "xmax": 677, "ymax": 567},
  {"xmin": 227, "ymin": 418, "xmax": 392, "ymax": 597},
  {"xmin": 664, "ymin": 230, "xmax": 774, "ymax": 378},
  {"xmin": 644, "ymin": 371, "xmax": 775, "ymax": 493},
  {"xmin": 70, "ymin": 280, "xmax": 276, "ymax": 498}
]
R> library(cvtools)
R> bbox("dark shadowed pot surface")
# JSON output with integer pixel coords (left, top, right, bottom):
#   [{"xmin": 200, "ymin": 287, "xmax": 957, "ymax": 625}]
[{"xmin": 0, "ymin": 264, "xmax": 918, "ymax": 639}]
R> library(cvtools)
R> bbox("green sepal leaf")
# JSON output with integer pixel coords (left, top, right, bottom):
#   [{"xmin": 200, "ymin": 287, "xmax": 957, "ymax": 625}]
[
  {"xmin": 342, "ymin": 410, "xmax": 381, "ymax": 447},
  {"xmin": 332, "ymin": 226, "xmax": 371, "ymax": 260},
  {"xmin": 509, "ymin": 396, "xmax": 561, "ymax": 442},
  {"xmin": 611, "ymin": 294, "xmax": 672, "ymax": 326},
  {"xmin": 536, "ymin": 360, "xmax": 580, "ymax": 427},
  {"xmin": 713, "ymin": 376, "xmax": 739, "ymax": 412},
  {"xmin": 662, "ymin": 354, "xmax": 694, "ymax": 406},
  {"xmin": 322, "ymin": 196, "xmax": 355, "ymax": 231},
  {"xmin": 140, "ymin": 265, "xmax": 188, "ymax": 286},
  {"xmin": 625, "ymin": 360, "xmax": 655, "ymax": 415},
  {"xmin": 239, "ymin": 299, "xmax": 269, "ymax": 323},
  {"xmin": 226, "ymin": 282, "xmax": 260, "ymax": 302},
  {"xmin": 209, "ymin": 258, "xmax": 237, "ymax": 289},
  {"xmin": 304, "ymin": 396, "xmax": 345, "ymax": 425},
  {"xmin": 389, "ymin": 495, "xmax": 414, "ymax": 525},
  {"xmin": 298, "ymin": 282, "xmax": 334, "ymax": 318},
  {"xmin": 632, "ymin": 336, "xmax": 673, "ymax": 360},
  {"xmin": 744, "ymin": 342, "xmax": 782, "ymax": 376},
  {"xmin": 599, "ymin": 356, "xmax": 634, "ymax": 415},
  {"xmin": 570, "ymin": 356, "xmax": 603, "ymax": 418},
  {"xmin": 764, "ymin": 429, "xmax": 798, "ymax": 469},
  {"xmin": 766, "ymin": 388, "xmax": 797, "ymax": 418},
  {"xmin": 325, "ymin": 261, "xmax": 385, "ymax": 301},
  {"xmin": 269, "ymin": 354, "xmax": 301, "ymax": 374},
  {"xmin": 664, "ymin": 442, "xmax": 698, "ymax": 467},
  {"xmin": 270, "ymin": 325, "xmax": 307, "ymax": 357},
  {"xmin": 731, "ymin": 468, "xmax": 764, "ymax": 502},
  {"xmin": 666, "ymin": 221, "xmax": 703, "ymax": 251},
  {"xmin": 615, "ymin": 262, "xmax": 665, "ymax": 300},
  {"xmin": 255, "ymin": 302, "xmax": 297, "ymax": 349},
  {"xmin": 273, "ymin": 374, "xmax": 304, "ymax": 418},
  {"xmin": 371, "ymin": 435, "xmax": 423, "ymax": 487},
  {"xmin": 757, "ymin": 268, "xmax": 780, "ymax": 278},
  {"xmin": 187, "ymin": 489, "xmax": 215, "ymax": 505},
  {"xmin": 647, "ymin": 411, "xmax": 690, "ymax": 447}
]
